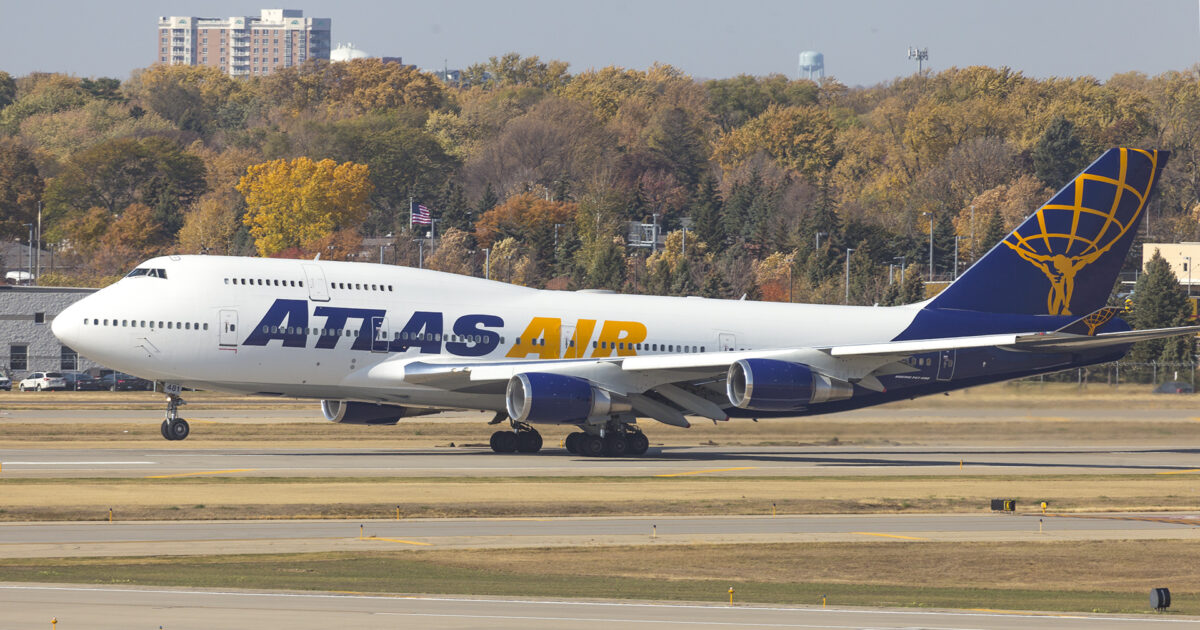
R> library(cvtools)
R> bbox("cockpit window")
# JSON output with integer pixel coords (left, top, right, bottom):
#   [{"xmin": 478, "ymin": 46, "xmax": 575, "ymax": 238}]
[{"xmin": 126, "ymin": 268, "xmax": 167, "ymax": 279}]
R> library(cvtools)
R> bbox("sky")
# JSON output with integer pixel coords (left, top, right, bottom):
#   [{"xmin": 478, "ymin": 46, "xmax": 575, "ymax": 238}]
[{"xmin": 1, "ymin": 0, "xmax": 1199, "ymax": 86}]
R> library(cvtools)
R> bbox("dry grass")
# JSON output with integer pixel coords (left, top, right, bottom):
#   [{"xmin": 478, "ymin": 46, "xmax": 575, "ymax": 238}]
[
  {"xmin": 3, "ymin": 474, "xmax": 1199, "ymax": 521},
  {"xmin": 2, "ymin": 540, "xmax": 1198, "ymax": 614}
]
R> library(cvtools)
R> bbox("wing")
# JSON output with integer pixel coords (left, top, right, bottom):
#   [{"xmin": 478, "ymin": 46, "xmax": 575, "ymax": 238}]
[{"xmin": 366, "ymin": 322, "xmax": 1199, "ymax": 427}]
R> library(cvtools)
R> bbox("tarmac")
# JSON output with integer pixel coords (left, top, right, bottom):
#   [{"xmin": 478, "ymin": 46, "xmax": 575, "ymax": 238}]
[
  {"xmin": 3, "ymin": 584, "xmax": 1196, "ymax": 629},
  {"xmin": 2, "ymin": 444, "xmax": 1200, "ymax": 477}
]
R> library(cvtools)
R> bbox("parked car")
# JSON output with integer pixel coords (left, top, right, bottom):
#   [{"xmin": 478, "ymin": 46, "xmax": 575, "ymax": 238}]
[
  {"xmin": 61, "ymin": 371, "xmax": 102, "ymax": 391},
  {"xmin": 18, "ymin": 372, "xmax": 67, "ymax": 391},
  {"xmin": 0, "ymin": 374, "xmax": 10, "ymax": 390},
  {"xmin": 98, "ymin": 372, "xmax": 154, "ymax": 391}
]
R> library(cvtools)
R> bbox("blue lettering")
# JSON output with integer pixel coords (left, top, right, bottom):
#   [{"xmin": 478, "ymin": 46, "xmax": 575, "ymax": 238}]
[
  {"xmin": 314, "ymin": 306, "xmax": 385, "ymax": 350},
  {"xmin": 243, "ymin": 299, "xmax": 308, "ymax": 347},
  {"xmin": 446, "ymin": 314, "xmax": 503, "ymax": 357},
  {"xmin": 390, "ymin": 311, "xmax": 443, "ymax": 354}
]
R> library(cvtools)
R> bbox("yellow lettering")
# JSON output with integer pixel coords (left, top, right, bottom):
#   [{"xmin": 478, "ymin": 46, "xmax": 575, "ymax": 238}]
[
  {"xmin": 591, "ymin": 320, "xmax": 647, "ymax": 357},
  {"xmin": 564, "ymin": 319, "xmax": 597, "ymax": 359},
  {"xmin": 505, "ymin": 317, "xmax": 561, "ymax": 359}
]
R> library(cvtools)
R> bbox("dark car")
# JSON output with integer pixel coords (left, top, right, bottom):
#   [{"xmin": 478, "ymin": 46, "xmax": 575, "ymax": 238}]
[
  {"xmin": 98, "ymin": 372, "xmax": 154, "ymax": 391},
  {"xmin": 61, "ymin": 371, "xmax": 102, "ymax": 391}
]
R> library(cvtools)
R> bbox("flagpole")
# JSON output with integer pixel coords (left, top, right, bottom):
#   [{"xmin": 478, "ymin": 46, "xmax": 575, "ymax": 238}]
[{"xmin": 409, "ymin": 196, "xmax": 414, "ymax": 231}]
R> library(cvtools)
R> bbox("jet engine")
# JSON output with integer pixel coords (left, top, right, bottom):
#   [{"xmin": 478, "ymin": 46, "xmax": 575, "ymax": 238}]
[
  {"xmin": 320, "ymin": 400, "xmax": 434, "ymax": 425},
  {"xmin": 506, "ymin": 373, "xmax": 631, "ymax": 424},
  {"xmin": 726, "ymin": 358, "xmax": 853, "ymax": 410}
]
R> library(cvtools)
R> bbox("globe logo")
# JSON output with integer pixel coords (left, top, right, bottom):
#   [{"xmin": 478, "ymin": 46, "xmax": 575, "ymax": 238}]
[{"xmin": 1001, "ymin": 149, "xmax": 1161, "ymax": 316}]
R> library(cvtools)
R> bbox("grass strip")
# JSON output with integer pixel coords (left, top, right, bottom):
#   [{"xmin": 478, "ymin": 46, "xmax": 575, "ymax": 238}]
[{"xmin": 0, "ymin": 541, "xmax": 1193, "ymax": 615}]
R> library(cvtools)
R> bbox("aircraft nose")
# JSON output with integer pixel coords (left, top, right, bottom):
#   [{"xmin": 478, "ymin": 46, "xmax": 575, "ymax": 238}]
[{"xmin": 52, "ymin": 300, "xmax": 84, "ymax": 349}]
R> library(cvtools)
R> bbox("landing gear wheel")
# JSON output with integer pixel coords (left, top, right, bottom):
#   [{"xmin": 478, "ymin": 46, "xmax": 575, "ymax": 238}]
[
  {"xmin": 517, "ymin": 430, "xmax": 543, "ymax": 453},
  {"xmin": 564, "ymin": 432, "xmax": 581, "ymax": 454},
  {"xmin": 604, "ymin": 434, "xmax": 628, "ymax": 457},
  {"xmin": 161, "ymin": 420, "xmax": 171, "ymax": 440},
  {"xmin": 490, "ymin": 430, "xmax": 518, "ymax": 453},
  {"xmin": 166, "ymin": 419, "xmax": 189, "ymax": 441},
  {"xmin": 578, "ymin": 434, "xmax": 606, "ymax": 457},
  {"xmin": 626, "ymin": 432, "xmax": 649, "ymax": 455}
]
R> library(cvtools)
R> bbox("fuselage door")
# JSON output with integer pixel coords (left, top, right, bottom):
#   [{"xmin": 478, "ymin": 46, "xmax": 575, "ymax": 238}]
[
  {"xmin": 718, "ymin": 333, "xmax": 737, "ymax": 352},
  {"xmin": 302, "ymin": 264, "xmax": 330, "ymax": 302},
  {"xmin": 371, "ymin": 315, "xmax": 390, "ymax": 353},
  {"xmin": 219, "ymin": 310, "xmax": 238, "ymax": 347},
  {"xmin": 562, "ymin": 325, "xmax": 576, "ymax": 358},
  {"xmin": 936, "ymin": 349, "xmax": 957, "ymax": 381}
]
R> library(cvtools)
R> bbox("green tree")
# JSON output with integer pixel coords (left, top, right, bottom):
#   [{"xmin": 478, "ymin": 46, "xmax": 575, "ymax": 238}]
[
  {"xmin": 690, "ymin": 173, "xmax": 724, "ymax": 248},
  {"xmin": 1128, "ymin": 250, "xmax": 1192, "ymax": 370},
  {"xmin": 645, "ymin": 106, "xmax": 708, "ymax": 190},
  {"xmin": 0, "ymin": 71, "xmax": 16, "ymax": 110},
  {"xmin": 44, "ymin": 136, "xmax": 206, "ymax": 241},
  {"xmin": 1032, "ymin": 116, "xmax": 1088, "ymax": 189},
  {"xmin": 0, "ymin": 138, "xmax": 43, "ymax": 241}
]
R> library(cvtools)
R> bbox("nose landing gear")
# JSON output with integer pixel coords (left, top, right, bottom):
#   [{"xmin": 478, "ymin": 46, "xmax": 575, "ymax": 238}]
[{"xmin": 161, "ymin": 392, "xmax": 190, "ymax": 441}]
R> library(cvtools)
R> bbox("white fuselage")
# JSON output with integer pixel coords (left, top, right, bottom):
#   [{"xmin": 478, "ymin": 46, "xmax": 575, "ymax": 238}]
[{"xmin": 52, "ymin": 256, "xmax": 921, "ymax": 411}]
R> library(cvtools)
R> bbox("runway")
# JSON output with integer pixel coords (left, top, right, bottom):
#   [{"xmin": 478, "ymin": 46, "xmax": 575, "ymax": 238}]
[
  {"xmin": 1, "ymin": 512, "xmax": 1197, "ymax": 558},
  {"xmin": 3, "ymin": 444, "xmax": 1200, "ymax": 478},
  {"xmin": 2, "ymin": 584, "xmax": 1195, "ymax": 629}
]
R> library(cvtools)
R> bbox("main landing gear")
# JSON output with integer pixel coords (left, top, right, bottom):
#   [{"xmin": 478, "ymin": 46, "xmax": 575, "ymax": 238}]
[
  {"xmin": 489, "ymin": 420, "xmax": 543, "ymax": 454},
  {"xmin": 565, "ymin": 423, "xmax": 649, "ymax": 457},
  {"xmin": 160, "ymin": 393, "xmax": 190, "ymax": 441}
]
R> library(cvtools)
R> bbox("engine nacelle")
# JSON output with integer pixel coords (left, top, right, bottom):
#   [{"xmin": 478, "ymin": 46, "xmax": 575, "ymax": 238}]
[
  {"xmin": 726, "ymin": 359, "xmax": 854, "ymax": 410},
  {"xmin": 320, "ymin": 400, "xmax": 432, "ymax": 425},
  {"xmin": 506, "ymin": 373, "xmax": 630, "ymax": 424}
]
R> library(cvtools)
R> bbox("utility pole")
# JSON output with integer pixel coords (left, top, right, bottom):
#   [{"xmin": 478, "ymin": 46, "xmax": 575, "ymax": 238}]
[
  {"xmin": 35, "ymin": 201, "xmax": 41, "ymax": 282},
  {"xmin": 24, "ymin": 223, "xmax": 32, "ymax": 283},
  {"xmin": 844, "ymin": 248, "xmax": 854, "ymax": 304},
  {"xmin": 895, "ymin": 256, "xmax": 906, "ymax": 283},
  {"xmin": 954, "ymin": 236, "xmax": 960, "ymax": 280},
  {"xmin": 1187, "ymin": 256, "xmax": 1193, "ymax": 298},
  {"xmin": 907, "ymin": 46, "xmax": 929, "ymax": 73},
  {"xmin": 815, "ymin": 231, "xmax": 827, "ymax": 250},
  {"xmin": 483, "ymin": 247, "xmax": 490, "ymax": 280},
  {"xmin": 923, "ymin": 211, "xmax": 934, "ymax": 280}
]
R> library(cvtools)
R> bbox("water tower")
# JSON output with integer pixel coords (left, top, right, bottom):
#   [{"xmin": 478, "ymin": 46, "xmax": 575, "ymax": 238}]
[{"xmin": 798, "ymin": 51, "xmax": 824, "ymax": 81}]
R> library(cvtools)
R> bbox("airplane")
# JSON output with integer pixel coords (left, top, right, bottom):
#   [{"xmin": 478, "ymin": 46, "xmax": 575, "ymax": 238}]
[{"xmin": 51, "ymin": 147, "xmax": 1198, "ymax": 456}]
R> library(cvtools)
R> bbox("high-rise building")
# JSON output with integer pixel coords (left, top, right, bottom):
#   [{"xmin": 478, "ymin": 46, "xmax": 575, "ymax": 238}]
[{"xmin": 156, "ymin": 9, "xmax": 330, "ymax": 77}]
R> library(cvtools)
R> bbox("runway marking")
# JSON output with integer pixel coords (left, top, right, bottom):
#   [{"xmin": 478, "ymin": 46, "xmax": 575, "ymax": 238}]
[
  {"xmin": 654, "ymin": 467, "xmax": 757, "ymax": 477},
  {"xmin": 852, "ymin": 532, "xmax": 928, "ymax": 541},
  {"xmin": 379, "ymin": 611, "xmax": 852, "ymax": 626},
  {"xmin": 362, "ymin": 536, "xmax": 432, "ymax": 546},
  {"xmin": 0, "ymin": 461, "xmax": 155, "ymax": 465},
  {"xmin": 144, "ymin": 468, "xmax": 257, "ymax": 479},
  {"xmin": 1043, "ymin": 513, "xmax": 1200, "ymax": 526},
  {"xmin": 1155, "ymin": 468, "xmax": 1200, "ymax": 475},
  {"xmin": 1, "ymin": 586, "xmax": 1193, "ymax": 624}
]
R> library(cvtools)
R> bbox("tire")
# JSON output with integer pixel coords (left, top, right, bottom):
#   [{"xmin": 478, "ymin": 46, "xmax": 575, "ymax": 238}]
[
  {"xmin": 490, "ymin": 430, "xmax": 517, "ymax": 453},
  {"xmin": 626, "ymin": 432, "xmax": 650, "ymax": 456},
  {"xmin": 578, "ymin": 434, "xmax": 605, "ymax": 457},
  {"xmin": 564, "ymin": 432, "xmax": 580, "ymax": 454},
  {"xmin": 167, "ymin": 419, "xmax": 189, "ymax": 441},
  {"xmin": 604, "ymin": 434, "xmax": 628, "ymax": 457},
  {"xmin": 161, "ymin": 420, "xmax": 172, "ymax": 440},
  {"xmin": 517, "ymin": 430, "xmax": 543, "ymax": 453}
]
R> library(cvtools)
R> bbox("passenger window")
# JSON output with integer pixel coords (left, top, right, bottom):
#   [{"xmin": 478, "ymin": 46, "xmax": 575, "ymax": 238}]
[
  {"xmin": 103, "ymin": 319, "xmax": 109, "ymax": 326},
  {"xmin": 224, "ymin": 278, "xmax": 229, "ymax": 284},
  {"xmin": 167, "ymin": 322, "xmax": 173, "ymax": 329},
  {"xmin": 203, "ymin": 323, "xmax": 209, "ymax": 330}
]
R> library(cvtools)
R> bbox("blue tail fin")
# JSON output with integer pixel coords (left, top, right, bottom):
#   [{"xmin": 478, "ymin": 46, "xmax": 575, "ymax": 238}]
[{"xmin": 928, "ymin": 148, "xmax": 1168, "ymax": 315}]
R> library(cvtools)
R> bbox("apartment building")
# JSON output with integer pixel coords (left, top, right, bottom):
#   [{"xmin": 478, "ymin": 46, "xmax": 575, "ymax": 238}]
[{"xmin": 156, "ymin": 9, "xmax": 331, "ymax": 76}]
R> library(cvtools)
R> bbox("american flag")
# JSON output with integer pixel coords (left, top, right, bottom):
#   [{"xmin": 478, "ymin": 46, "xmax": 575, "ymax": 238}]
[{"xmin": 412, "ymin": 203, "xmax": 432, "ymax": 226}]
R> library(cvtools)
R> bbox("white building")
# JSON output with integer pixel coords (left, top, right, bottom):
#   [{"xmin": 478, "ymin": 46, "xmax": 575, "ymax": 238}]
[{"xmin": 1142, "ymin": 242, "xmax": 1200, "ymax": 289}]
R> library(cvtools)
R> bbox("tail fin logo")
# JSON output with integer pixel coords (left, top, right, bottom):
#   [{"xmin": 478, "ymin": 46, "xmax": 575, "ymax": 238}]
[{"xmin": 1001, "ymin": 148, "xmax": 1160, "ymax": 315}]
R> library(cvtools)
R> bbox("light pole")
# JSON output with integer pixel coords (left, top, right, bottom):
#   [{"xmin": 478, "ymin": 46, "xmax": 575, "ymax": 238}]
[
  {"xmin": 23, "ymin": 223, "xmax": 33, "ymax": 282},
  {"xmin": 894, "ymin": 256, "xmax": 906, "ymax": 283},
  {"xmin": 483, "ymin": 247, "xmax": 490, "ymax": 280},
  {"xmin": 554, "ymin": 223, "xmax": 564, "ymax": 248},
  {"xmin": 1187, "ymin": 256, "xmax": 1193, "ymax": 298},
  {"xmin": 844, "ymin": 248, "xmax": 854, "ymax": 304},
  {"xmin": 953, "ymin": 235, "xmax": 960, "ymax": 280},
  {"xmin": 922, "ymin": 211, "xmax": 933, "ymax": 280},
  {"xmin": 815, "ymin": 231, "xmax": 828, "ymax": 251},
  {"xmin": 969, "ymin": 204, "xmax": 976, "ymax": 262}
]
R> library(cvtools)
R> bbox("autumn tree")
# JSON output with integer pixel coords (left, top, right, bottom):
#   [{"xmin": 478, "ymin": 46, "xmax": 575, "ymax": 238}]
[
  {"xmin": 460, "ymin": 53, "xmax": 571, "ymax": 90},
  {"xmin": 0, "ymin": 138, "xmax": 43, "ymax": 241},
  {"xmin": 474, "ymin": 192, "xmax": 577, "ymax": 264},
  {"xmin": 424, "ymin": 227, "xmax": 475, "ymax": 276},
  {"xmin": 237, "ymin": 157, "xmax": 373, "ymax": 256},
  {"xmin": 43, "ymin": 136, "xmax": 206, "ymax": 241},
  {"xmin": 1032, "ymin": 116, "xmax": 1088, "ymax": 189},
  {"xmin": 125, "ymin": 64, "xmax": 242, "ymax": 135}
]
